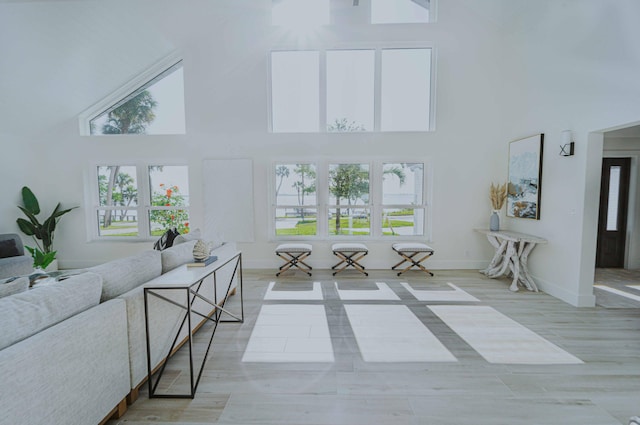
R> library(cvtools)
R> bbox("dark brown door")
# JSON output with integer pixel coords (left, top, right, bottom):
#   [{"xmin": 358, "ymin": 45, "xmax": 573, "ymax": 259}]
[{"xmin": 596, "ymin": 157, "xmax": 631, "ymax": 268}]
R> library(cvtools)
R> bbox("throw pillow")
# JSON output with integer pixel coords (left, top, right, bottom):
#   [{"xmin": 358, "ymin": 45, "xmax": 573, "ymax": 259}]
[
  {"xmin": 0, "ymin": 239, "xmax": 20, "ymax": 258},
  {"xmin": 160, "ymin": 240, "xmax": 198, "ymax": 274},
  {"xmin": 0, "ymin": 276, "xmax": 29, "ymax": 298},
  {"xmin": 153, "ymin": 228, "xmax": 180, "ymax": 251}
]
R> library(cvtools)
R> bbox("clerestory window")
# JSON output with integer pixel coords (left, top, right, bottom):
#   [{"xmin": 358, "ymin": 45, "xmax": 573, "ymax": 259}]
[
  {"xmin": 271, "ymin": 0, "xmax": 433, "ymax": 26},
  {"xmin": 270, "ymin": 47, "xmax": 433, "ymax": 133},
  {"xmin": 80, "ymin": 55, "xmax": 185, "ymax": 136}
]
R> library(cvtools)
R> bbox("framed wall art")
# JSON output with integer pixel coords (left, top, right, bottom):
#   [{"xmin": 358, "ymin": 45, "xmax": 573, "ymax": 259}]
[{"xmin": 507, "ymin": 134, "xmax": 544, "ymax": 219}]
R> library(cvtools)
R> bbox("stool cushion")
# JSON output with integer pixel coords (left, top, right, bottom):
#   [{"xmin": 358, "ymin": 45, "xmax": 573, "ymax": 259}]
[
  {"xmin": 392, "ymin": 242, "xmax": 434, "ymax": 253},
  {"xmin": 332, "ymin": 243, "xmax": 368, "ymax": 252},
  {"xmin": 276, "ymin": 243, "xmax": 313, "ymax": 253}
]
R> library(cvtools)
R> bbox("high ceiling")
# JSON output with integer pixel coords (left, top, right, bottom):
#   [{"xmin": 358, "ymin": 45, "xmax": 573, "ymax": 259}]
[{"xmin": 0, "ymin": 0, "xmax": 177, "ymax": 137}]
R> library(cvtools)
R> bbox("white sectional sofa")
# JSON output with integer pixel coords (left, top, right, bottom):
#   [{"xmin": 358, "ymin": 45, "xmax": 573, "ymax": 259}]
[
  {"xmin": 0, "ymin": 272, "xmax": 130, "ymax": 425},
  {"xmin": 0, "ymin": 238, "xmax": 240, "ymax": 424}
]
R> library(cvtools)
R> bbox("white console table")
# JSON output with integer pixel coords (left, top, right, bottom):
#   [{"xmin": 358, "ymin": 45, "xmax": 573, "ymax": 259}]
[
  {"xmin": 143, "ymin": 252, "xmax": 243, "ymax": 398},
  {"xmin": 475, "ymin": 229, "xmax": 547, "ymax": 292}
]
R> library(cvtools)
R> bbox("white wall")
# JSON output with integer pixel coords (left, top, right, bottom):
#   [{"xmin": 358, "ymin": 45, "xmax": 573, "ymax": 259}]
[
  {"xmin": 500, "ymin": 0, "xmax": 640, "ymax": 306},
  {"xmin": 3, "ymin": 0, "xmax": 639, "ymax": 307},
  {"xmin": 0, "ymin": 0, "xmax": 506, "ymax": 273}
]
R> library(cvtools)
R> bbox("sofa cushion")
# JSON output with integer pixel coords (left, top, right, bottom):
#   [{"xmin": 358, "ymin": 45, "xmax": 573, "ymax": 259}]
[
  {"xmin": 0, "ymin": 272, "xmax": 102, "ymax": 350},
  {"xmin": 89, "ymin": 250, "xmax": 162, "ymax": 302},
  {"xmin": 0, "ymin": 239, "xmax": 21, "ymax": 258},
  {"xmin": 0, "ymin": 255, "xmax": 34, "ymax": 280},
  {"xmin": 160, "ymin": 240, "xmax": 197, "ymax": 274},
  {"xmin": 0, "ymin": 277, "xmax": 29, "ymax": 298}
]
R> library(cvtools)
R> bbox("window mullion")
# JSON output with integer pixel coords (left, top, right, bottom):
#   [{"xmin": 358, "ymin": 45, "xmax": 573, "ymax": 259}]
[
  {"xmin": 374, "ymin": 47, "xmax": 382, "ymax": 132},
  {"xmin": 138, "ymin": 164, "xmax": 151, "ymax": 239},
  {"xmin": 370, "ymin": 161, "xmax": 381, "ymax": 238},
  {"xmin": 319, "ymin": 50, "xmax": 327, "ymax": 132},
  {"xmin": 317, "ymin": 161, "xmax": 328, "ymax": 237}
]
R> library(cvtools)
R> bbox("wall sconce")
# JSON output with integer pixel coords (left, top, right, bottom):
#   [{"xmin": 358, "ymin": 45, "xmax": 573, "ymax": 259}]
[{"xmin": 560, "ymin": 130, "xmax": 575, "ymax": 156}]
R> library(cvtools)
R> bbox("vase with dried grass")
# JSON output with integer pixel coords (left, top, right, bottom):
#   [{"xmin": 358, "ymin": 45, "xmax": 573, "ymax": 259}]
[{"xmin": 489, "ymin": 182, "xmax": 507, "ymax": 231}]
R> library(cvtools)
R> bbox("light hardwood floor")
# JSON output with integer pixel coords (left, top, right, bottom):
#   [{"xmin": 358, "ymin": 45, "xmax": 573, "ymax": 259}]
[
  {"xmin": 108, "ymin": 269, "xmax": 640, "ymax": 425},
  {"xmin": 595, "ymin": 268, "xmax": 640, "ymax": 308}
]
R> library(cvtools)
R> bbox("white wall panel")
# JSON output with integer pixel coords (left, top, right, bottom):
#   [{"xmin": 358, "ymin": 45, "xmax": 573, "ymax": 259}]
[{"xmin": 203, "ymin": 159, "xmax": 254, "ymax": 243}]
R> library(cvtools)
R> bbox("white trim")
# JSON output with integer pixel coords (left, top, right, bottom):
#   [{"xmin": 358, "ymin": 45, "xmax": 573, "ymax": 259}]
[
  {"xmin": 319, "ymin": 50, "xmax": 327, "ymax": 132},
  {"xmin": 78, "ymin": 51, "xmax": 183, "ymax": 136},
  {"xmin": 373, "ymin": 46, "xmax": 382, "ymax": 132}
]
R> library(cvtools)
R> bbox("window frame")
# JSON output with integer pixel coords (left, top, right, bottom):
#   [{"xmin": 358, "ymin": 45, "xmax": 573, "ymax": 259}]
[
  {"xmin": 327, "ymin": 162, "xmax": 372, "ymax": 236},
  {"xmin": 269, "ymin": 158, "xmax": 431, "ymax": 241},
  {"xmin": 85, "ymin": 161, "xmax": 190, "ymax": 242},
  {"xmin": 273, "ymin": 162, "xmax": 320, "ymax": 237},
  {"xmin": 268, "ymin": 44, "xmax": 436, "ymax": 133},
  {"xmin": 78, "ymin": 51, "xmax": 184, "ymax": 136},
  {"xmin": 379, "ymin": 162, "xmax": 427, "ymax": 237}
]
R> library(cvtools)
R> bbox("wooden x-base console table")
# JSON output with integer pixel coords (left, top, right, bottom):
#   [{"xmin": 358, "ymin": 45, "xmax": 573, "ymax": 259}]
[{"xmin": 475, "ymin": 229, "xmax": 547, "ymax": 292}]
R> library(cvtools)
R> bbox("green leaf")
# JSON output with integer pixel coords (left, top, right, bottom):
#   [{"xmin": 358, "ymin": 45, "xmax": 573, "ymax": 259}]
[
  {"xmin": 42, "ymin": 216, "xmax": 56, "ymax": 252},
  {"xmin": 40, "ymin": 251, "xmax": 56, "ymax": 269},
  {"xmin": 21, "ymin": 186, "xmax": 40, "ymax": 215},
  {"xmin": 17, "ymin": 206, "xmax": 41, "ymax": 227},
  {"xmin": 16, "ymin": 218, "xmax": 36, "ymax": 236},
  {"xmin": 51, "ymin": 203, "xmax": 78, "ymax": 219},
  {"xmin": 25, "ymin": 246, "xmax": 56, "ymax": 269}
]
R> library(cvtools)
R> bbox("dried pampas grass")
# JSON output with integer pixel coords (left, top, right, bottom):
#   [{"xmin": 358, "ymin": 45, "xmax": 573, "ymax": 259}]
[{"xmin": 490, "ymin": 182, "xmax": 507, "ymax": 210}]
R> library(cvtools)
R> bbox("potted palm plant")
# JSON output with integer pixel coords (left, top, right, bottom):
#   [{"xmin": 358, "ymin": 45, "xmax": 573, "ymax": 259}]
[{"xmin": 16, "ymin": 186, "xmax": 77, "ymax": 270}]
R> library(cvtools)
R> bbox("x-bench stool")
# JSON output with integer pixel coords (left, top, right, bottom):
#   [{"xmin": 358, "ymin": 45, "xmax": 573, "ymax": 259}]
[
  {"xmin": 275, "ymin": 243, "xmax": 312, "ymax": 276},
  {"xmin": 332, "ymin": 243, "xmax": 369, "ymax": 276},
  {"xmin": 391, "ymin": 242, "xmax": 434, "ymax": 276}
]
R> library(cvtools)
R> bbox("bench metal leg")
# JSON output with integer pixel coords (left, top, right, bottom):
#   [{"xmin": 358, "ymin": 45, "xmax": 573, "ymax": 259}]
[
  {"xmin": 332, "ymin": 251, "xmax": 368, "ymax": 276},
  {"xmin": 392, "ymin": 250, "xmax": 434, "ymax": 276},
  {"xmin": 276, "ymin": 252, "xmax": 312, "ymax": 276}
]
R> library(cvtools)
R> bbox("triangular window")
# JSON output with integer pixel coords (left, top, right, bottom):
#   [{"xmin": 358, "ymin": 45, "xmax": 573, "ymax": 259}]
[{"xmin": 83, "ymin": 59, "xmax": 185, "ymax": 135}]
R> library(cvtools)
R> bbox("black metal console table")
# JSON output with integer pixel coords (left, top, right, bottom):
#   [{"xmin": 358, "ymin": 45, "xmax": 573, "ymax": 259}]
[{"xmin": 143, "ymin": 251, "xmax": 243, "ymax": 398}]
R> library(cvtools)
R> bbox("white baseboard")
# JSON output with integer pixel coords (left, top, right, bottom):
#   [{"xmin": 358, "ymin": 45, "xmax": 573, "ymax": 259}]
[{"xmin": 533, "ymin": 275, "xmax": 596, "ymax": 307}]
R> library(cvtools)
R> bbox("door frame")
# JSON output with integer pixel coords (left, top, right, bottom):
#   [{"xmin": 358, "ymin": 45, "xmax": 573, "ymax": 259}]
[{"xmin": 579, "ymin": 123, "xmax": 640, "ymax": 307}]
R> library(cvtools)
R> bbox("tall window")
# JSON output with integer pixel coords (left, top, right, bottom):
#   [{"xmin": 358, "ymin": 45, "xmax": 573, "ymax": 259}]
[
  {"xmin": 274, "ymin": 163, "xmax": 318, "ymax": 236},
  {"xmin": 326, "ymin": 50, "xmax": 375, "ymax": 132},
  {"xmin": 148, "ymin": 166, "xmax": 190, "ymax": 235},
  {"xmin": 270, "ymin": 48, "xmax": 433, "ymax": 133},
  {"xmin": 381, "ymin": 163, "xmax": 425, "ymax": 236},
  {"xmin": 96, "ymin": 165, "xmax": 139, "ymax": 237},
  {"xmin": 272, "ymin": 161, "xmax": 427, "ymax": 238},
  {"xmin": 93, "ymin": 164, "xmax": 189, "ymax": 239},
  {"xmin": 381, "ymin": 49, "xmax": 431, "ymax": 132},
  {"xmin": 328, "ymin": 163, "xmax": 370, "ymax": 235},
  {"xmin": 271, "ymin": 51, "xmax": 319, "ymax": 133}
]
